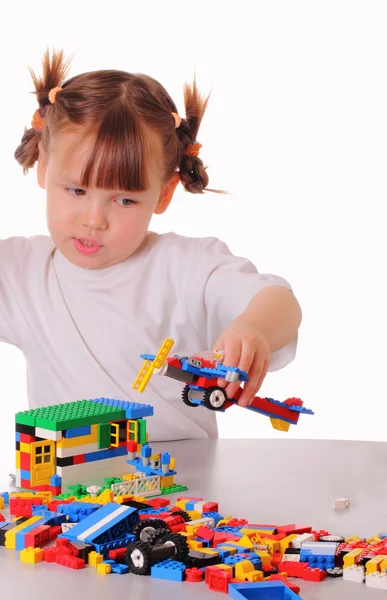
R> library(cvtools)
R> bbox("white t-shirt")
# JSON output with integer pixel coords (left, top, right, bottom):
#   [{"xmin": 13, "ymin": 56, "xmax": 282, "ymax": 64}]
[{"xmin": 0, "ymin": 232, "xmax": 297, "ymax": 441}]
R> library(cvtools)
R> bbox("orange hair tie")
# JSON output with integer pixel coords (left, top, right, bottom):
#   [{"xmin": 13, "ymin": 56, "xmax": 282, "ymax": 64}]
[
  {"xmin": 31, "ymin": 109, "xmax": 44, "ymax": 132},
  {"xmin": 48, "ymin": 86, "xmax": 62, "ymax": 104},
  {"xmin": 184, "ymin": 142, "xmax": 202, "ymax": 157}
]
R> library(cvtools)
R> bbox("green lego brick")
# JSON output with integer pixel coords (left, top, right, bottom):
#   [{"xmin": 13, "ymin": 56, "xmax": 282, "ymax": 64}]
[
  {"xmin": 24, "ymin": 400, "xmax": 126, "ymax": 431},
  {"xmin": 148, "ymin": 484, "xmax": 188, "ymax": 498},
  {"xmin": 98, "ymin": 423, "xmax": 111, "ymax": 449},
  {"xmin": 138, "ymin": 419, "xmax": 147, "ymax": 444},
  {"xmin": 15, "ymin": 411, "xmax": 37, "ymax": 427}
]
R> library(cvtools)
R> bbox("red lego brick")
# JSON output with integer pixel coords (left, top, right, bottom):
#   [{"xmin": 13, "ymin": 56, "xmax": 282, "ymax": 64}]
[
  {"xmin": 20, "ymin": 453, "xmax": 31, "ymax": 471},
  {"xmin": 20, "ymin": 479, "xmax": 30, "ymax": 488},
  {"xmin": 48, "ymin": 498, "xmax": 73, "ymax": 511},
  {"xmin": 25, "ymin": 525, "xmax": 51, "ymax": 548},
  {"xmin": 56, "ymin": 555, "xmax": 85, "ymax": 569},
  {"xmin": 302, "ymin": 567, "xmax": 328, "ymax": 582},
  {"xmin": 50, "ymin": 526, "xmax": 62, "ymax": 540},
  {"xmin": 277, "ymin": 524, "xmax": 312, "ymax": 535},
  {"xmin": 185, "ymin": 567, "xmax": 204, "ymax": 582},
  {"xmin": 268, "ymin": 574, "xmax": 301, "ymax": 594},
  {"xmin": 20, "ymin": 433, "xmax": 36, "ymax": 443},
  {"xmin": 205, "ymin": 566, "xmax": 231, "ymax": 593},
  {"xmin": 73, "ymin": 454, "xmax": 86, "ymax": 465},
  {"xmin": 146, "ymin": 498, "xmax": 170, "ymax": 509},
  {"xmin": 10, "ymin": 497, "xmax": 43, "ymax": 517},
  {"xmin": 0, "ymin": 514, "xmax": 5, "ymax": 522},
  {"xmin": 202, "ymin": 502, "xmax": 218, "ymax": 512},
  {"xmin": 279, "ymin": 561, "xmax": 309, "ymax": 578},
  {"xmin": 196, "ymin": 526, "xmax": 215, "ymax": 541},
  {"xmin": 109, "ymin": 548, "xmax": 126, "ymax": 560}
]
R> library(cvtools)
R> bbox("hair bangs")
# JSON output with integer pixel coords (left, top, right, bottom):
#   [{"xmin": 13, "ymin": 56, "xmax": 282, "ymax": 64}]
[{"xmin": 80, "ymin": 105, "xmax": 149, "ymax": 192}]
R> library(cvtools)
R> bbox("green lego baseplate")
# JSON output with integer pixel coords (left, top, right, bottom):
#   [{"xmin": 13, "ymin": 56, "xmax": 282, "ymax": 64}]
[{"xmin": 15, "ymin": 399, "xmax": 126, "ymax": 431}]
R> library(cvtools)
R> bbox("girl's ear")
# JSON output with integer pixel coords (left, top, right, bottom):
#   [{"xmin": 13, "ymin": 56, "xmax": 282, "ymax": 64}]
[
  {"xmin": 154, "ymin": 172, "xmax": 180, "ymax": 215},
  {"xmin": 37, "ymin": 142, "xmax": 47, "ymax": 189}
]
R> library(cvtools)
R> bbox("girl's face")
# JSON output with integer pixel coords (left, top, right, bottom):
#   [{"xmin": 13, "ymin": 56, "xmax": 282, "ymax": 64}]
[{"xmin": 37, "ymin": 128, "xmax": 179, "ymax": 269}]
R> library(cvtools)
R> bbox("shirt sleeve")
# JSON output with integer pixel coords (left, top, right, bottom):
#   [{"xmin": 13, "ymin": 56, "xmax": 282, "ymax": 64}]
[
  {"xmin": 0, "ymin": 237, "xmax": 27, "ymax": 347},
  {"xmin": 185, "ymin": 237, "xmax": 298, "ymax": 372}
]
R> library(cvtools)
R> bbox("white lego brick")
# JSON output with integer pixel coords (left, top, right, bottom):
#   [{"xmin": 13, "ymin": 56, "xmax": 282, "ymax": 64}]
[
  {"xmin": 193, "ymin": 501, "xmax": 206, "ymax": 512},
  {"xmin": 291, "ymin": 533, "xmax": 315, "ymax": 549},
  {"xmin": 57, "ymin": 456, "xmax": 135, "ymax": 489},
  {"xmin": 15, "ymin": 469, "xmax": 21, "ymax": 488},
  {"xmin": 35, "ymin": 427, "xmax": 62, "ymax": 441},
  {"xmin": 61, "ymin": 522, "xmax": 77, "ymax": 532},
  {"xmin": 301, "ymin": 541, "xmax": 338, "ymax": 555},
  {"xmin": 189, "ymin": 517, "xmax": 215, "ymax": 528},
  {"xmin": 333, "ymin": 497, "xmax": 350, "ymax": 509},
  {"xmin": 282, "ymin": 553, "xmax": 301, "ymax": 562},
  {"xmin": 366, "ymin": 573, "xmax": 387, "ymax": 590},
  {"xmin": 56, "ymin": 442, "xmax": 100, "ymax": 458},
  {"xmin": 343, "ymin": 565, "xmax": 365, "ymax": 583}
]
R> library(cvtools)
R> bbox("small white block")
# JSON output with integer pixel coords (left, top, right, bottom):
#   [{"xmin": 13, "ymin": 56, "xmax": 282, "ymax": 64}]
[
  {"xmin": 366, "ymin": 573, "xmax": 387, "ymax": 590},
  {"xmin": 333, "ymin": 497, "xmax": 350, "ymax": 509},
  {"xmin": 343, "ymin": 565, "xmax": 365, "ymax": 583},
  {"xmin": 291, "ymin": 533, "xmax": 315, "ymax": 549}
]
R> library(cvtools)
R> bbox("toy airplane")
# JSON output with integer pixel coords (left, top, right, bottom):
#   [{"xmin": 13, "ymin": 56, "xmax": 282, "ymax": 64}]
[{"xmin": 132, "ymin": 338, "xmax": 314, "ymax": 432}]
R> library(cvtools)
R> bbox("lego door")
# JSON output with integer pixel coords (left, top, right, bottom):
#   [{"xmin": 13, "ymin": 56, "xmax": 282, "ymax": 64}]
[{"xmin": 30, "ymin": 440, "xmax": 56, "ymax": 487}]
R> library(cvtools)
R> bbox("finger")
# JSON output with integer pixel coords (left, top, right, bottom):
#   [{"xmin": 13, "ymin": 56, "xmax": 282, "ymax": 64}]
[
  {"xmin": 237, "ymin": 355, "xmax": 265, "ymax": 407},
  {"xmin": 241, "ymin": 357, "xmax": 270, "ymax": 407}
]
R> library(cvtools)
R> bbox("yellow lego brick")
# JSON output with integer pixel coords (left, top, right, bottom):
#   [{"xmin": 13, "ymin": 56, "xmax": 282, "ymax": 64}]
[
  {"xmin": 367, "ymin": 536, "xmax": 382, "ymax": 544},
  {"xmin": 20, "ymin": 547, "xmax": 44, "ymax": 563},
  {"xmin": 188, "ymin": 540, "xmax": 203, "ymax": 550},
  {"xmin": 16, "ymin": 451, "xmax": 21, "ymax": 470},
  {"xmin": 279, "ymin": 534, "xmax": 297, "ymax": 554},
  {"xmin": 232, "ymin": 535, "xmax": 255, "ymax": 549},
  {"xmin": 5, "ymin": 516, "xmax": 43, "ymax": 549},
  {"xmin": 169, "ymin": 457, "xmax": 175, "ymax": 470},
  {"xmin": 19, "ymin": 442, "xmax": 31, "ymax": 454},
  {"xmin": 195, "ymin": 548, "xmax": 219, "ymax": 556},
  {"xmin": 270, "ymin": 417, "xmax": 290, "ymax": 431},
  {"xmin": 256, "ymin": 551, "xmax": 272, "ymax": 566},
  {"xmin": 96, "ymin": 490, "xmax": 114, "ymax": 504},
  {"xmin": 122, "ymin": 474, "xmax": 138, "ymax": 481},
  {"xmin": 56, "ymin": 424, "xmax": 99, "ymax": 449},
  {"xmin": 345, "ymin": 536, "xmax": 361, "ymax": 544},
  {"xmin": 97, "ymin": 563, "xmax": 112, "ymax": 574},
  {"xmin": 186, "ymin": 510, "xmax": 202, "ymax": 521},
  {"xmin": 88, "ymin": 551, "xmax": 104, "ymax": 566},
  {"xmin": 160, "ymin": 475, "xmax": 174, "ymax": 488},
  {"xmin": 35, "ymin": 491, "xmax": 52, "ymax": 505},
  {"xmin": 174, "ymin": 499, "xmax": 188, "ymax": 510},
  {"xmin": 218, "ymin": 545, "xmax": 237, "ymax": 556},
  {"xmin": 380, "ymin": 559, "xmax": 387, "ymax": 573},
  {"xmin": 214, "ymin": 564, "xmax": 233, "ymax": 574},
  {"xmin": 366, "ymin": 555, "xmax": 385, "ymax": 575},
  {"xmin": 343, "ymin": 548, "xmax": 363, "ymax": 567},
  {"xmin": 240, "ymin": 527, "xmax": 276, "ymax": 536},
  {"xmin": 262, "ymin": 539, "xmax": 280, "ymax": 554}
]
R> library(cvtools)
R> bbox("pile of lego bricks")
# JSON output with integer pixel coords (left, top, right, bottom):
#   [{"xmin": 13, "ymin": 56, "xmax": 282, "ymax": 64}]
[{"xmin": 1, "ymin": 492, "xmax": 387, "ymax": 598}]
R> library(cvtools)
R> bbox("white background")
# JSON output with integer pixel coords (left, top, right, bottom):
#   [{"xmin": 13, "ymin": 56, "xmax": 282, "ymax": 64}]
[{"xmin": 0, "ymin": 0, "xmax": 386, "ymax": 472}]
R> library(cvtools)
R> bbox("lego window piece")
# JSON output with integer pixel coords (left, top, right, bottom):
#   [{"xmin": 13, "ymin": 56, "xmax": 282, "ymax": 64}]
[
  {"xmin": 127, "ymin": 420, "xmax": 139, "ymax": 443},
  {"xmin": 110, "ymin": 423, "xmax": 119, "ymax": 447}
]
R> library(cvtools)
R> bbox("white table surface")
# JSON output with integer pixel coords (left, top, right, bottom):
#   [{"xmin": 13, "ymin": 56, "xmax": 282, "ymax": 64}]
[{"xmin": 1, "ymin": 438, "xmax": 386, "ymax": 599}]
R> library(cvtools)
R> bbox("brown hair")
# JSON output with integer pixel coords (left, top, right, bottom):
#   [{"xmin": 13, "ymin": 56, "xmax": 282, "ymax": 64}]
[{"xmin": 15, "ymin": 49, "xmax": 216, "ymax": 194}]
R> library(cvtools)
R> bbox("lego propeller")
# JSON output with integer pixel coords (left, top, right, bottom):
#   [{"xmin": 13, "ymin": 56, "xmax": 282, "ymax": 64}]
[{"xmin": 132, "ymin": 338, "xmax": 175, "ymax": 393}]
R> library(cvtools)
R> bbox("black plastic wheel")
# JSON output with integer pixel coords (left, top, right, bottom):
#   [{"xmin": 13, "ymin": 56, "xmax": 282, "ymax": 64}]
[
  {"xmin": 182, "ymin": 385, "xmax": 199, "ymax": 407},
  {"xmin": 171, "ymin": 508, "xmax": 191, "ymax": 522},
  {"xmin": 202, "ymin": 386, "xmax": 228, "ymax": 410},
  {"xmin": 319, "ymin": 535, "xmax": 345, "ymax": 543},
  {"xmin": 133, "ymin": 518, "xmax": 168, "ymax": 542},
  {"xmin": 158, "ymin": 532, "xmax": 189, "ymax": 562},
  {"xmin": 146, "ymin": 527, "xmax": 171, "ymax": 546},
  {"xmin": 125, "ymin": 540, "xmax": 152, "ymax": 575}
]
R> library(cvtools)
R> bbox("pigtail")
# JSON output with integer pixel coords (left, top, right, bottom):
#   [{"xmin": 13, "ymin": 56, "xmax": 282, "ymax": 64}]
[
  {"xmin": 176, "ymin": 77, "xmax": 211, "ymax": 194},
  {"xmin": 14, "ymin": 48, "xmax": 71, "ymax": 173}
]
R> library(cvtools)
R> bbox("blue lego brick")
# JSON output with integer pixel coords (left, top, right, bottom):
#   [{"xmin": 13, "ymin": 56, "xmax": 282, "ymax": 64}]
[
  {"xmin": 195, "ymin": 537, "xmax": 211, "ymax": 548},
  {"xmin": 15, "ymin": 517, "xmax": 44, "ymax": 550},
  {"xmin": 94, "ymin": 534, "xmax": 135, "ymax": 556},
  {"xmin": 126, "ymin": 456, "xmax": 176, "ymax": 477},
  {"xmin": 15, "ymin": 432, "xmax": 21, "ymax": 442},
  {"xmin": 229, "ymin": 581, "xmax": 300, "ymax": 600},
  {"xmin": 151, "ymin": 558, "xmax": 186, "ymax": 581},
  {"xmin": 0, "ymin": 492, "xmax": 9, "ymax": 505},
  {"xmin": 50, "ymin": 475, "xmax": 61, "ymax": 487},
  {"xmin": 214, "ymin": 526, "xmax": 244, "ymax": 536},
  {"xmin": 64, "ymin": 425, "xmax": 92, "ymax": 438},
  {"xmin": 138, "ymin": 508, "xmax": 169, "ymax": 516},
  {"xmin": 300, "ymin": 554, "xmax": 335, "ymax": 570},
  {"xmin": 56, "ymin": 502, "xmax": 102, "ymax": 522},
  {"xmin": 30, "ymin": 509, "xmax": 67, "ymax": 526},
  {"xmin": 111, "ymin": 563, "xmax": 129, "ymax": 574},
  {"xmin": 20, "ymin": 469, "xmax": 30, "ymax": 481},
  {"xmin": 225, "ymin": 553, "xmax": 262, "ymax": 569},
  {"xmin": 90, "ymin": 397, "xmax": 154, "ymax": 419},
  {"xmin": 203, "ymin": 511, "xmax": 224, "ymax": 525},
  {"xmin": 85, "ymin": 445, "xmax": 128, "ymax": 463},
  {"xmin": 216, "ymin": 548, "xmax": 231, "ymax": 562},
  {"xmin": 0, "ymin": 521, "xmax": 12, "ymax": 529},
  {"xmin": 60, "ymin": 502, "xmax": 138, "ymax": 544},
  {"xmin": 185, "ymin": 501, "xmax": 196, "ymax": 510},
  {"xmin": 380, "ymin": 532, "xmax": 387, "ymax": 539}
]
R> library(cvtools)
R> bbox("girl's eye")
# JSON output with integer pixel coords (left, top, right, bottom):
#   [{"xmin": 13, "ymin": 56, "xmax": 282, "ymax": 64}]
[
  {"xmin": 117, "ymin": 198, "xmax": 136, "ymax": 207},
  {"xmin": 65, "ymin": 187, "xmax": 85, "ymax": 196}
]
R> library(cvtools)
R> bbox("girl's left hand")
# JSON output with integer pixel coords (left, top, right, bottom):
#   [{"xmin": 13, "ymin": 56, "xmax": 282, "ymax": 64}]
[{"xmin": 213, "ymin": 322, "xmax": 271, "ymax": 407}]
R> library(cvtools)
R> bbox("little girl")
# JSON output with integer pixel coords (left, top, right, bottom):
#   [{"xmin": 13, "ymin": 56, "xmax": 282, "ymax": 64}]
[{"xmin": 1, "ymin": 49, "xmax": 302, "ymax": 442}]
